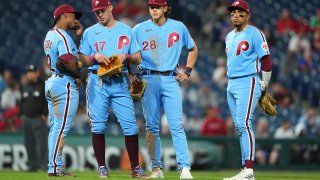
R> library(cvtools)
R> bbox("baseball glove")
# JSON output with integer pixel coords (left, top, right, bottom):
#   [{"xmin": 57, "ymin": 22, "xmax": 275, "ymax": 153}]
[
  {"xmin": 56, "ymin": 57, "xmax": 81, "ymax": 79},
  {"xmin": 97, "ymin": 55, "xmax": 123, "ymax": 78},
  {"xmin": 258, "ymin": 92, "xmax": 277, "ymax": 116},
  {"xmin": 129, "ymin": 75, "xmax": 146, "ymax": 101}
]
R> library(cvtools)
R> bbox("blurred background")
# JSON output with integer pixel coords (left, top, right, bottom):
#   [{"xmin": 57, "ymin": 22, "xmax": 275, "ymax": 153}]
[{"xmin": 0, "ymin": 0, "xmax": 319, "ymax": 172}]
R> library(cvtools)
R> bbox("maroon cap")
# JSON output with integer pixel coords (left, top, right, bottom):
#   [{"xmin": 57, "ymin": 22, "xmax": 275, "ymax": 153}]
[
  {"xmin": 54, "ymin": 4, "xmax": 82, "ymax": 19},
  {"xmin": 148, "ymin": 0, "xmax": 167, "ymax": 6},
  {"xmin": 92, "ymin": 0, "xmax": 111, "ymax": 12},
  {"xmin": 227, "ymin": 0, "xmax": 250, "ymax": 13}
]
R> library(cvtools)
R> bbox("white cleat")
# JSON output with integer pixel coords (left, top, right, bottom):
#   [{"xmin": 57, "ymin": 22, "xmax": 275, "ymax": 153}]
[
  {"xmin": 150, "ymin": 167, "xmax": 164, "ymax": 179},
  {"xmin": 223, "ymin": 168, "xmax": 255, "ymax": 180},
  {"xmin": 180, "ymin": 167, "xmax": 193, "ymax": 179}
]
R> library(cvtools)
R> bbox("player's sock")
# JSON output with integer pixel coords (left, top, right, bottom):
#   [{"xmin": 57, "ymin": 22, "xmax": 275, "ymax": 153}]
[
  {"xmin": 244, "ymin": 160, "xmax": 254, "ymax": 169},
  {"xmin": 125, "ymin": 134, "xmax": 139, "ymax": 169},
  {"xmin": 92, "ymin": 133, "xmax": 106, "ymax": 167}
]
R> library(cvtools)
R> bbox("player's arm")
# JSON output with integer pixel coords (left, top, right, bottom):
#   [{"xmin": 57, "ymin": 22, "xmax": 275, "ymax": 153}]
[
  {"xmin": 260, "ymin": 55, "xmax": 272, "ymax": 92},
  {"xmin": 79, "ymin": 53, "xmax": 110, "ymax": 66},
  {"xmin": 185, "ymin": 43, "xmax": 198, "ymax": 74},
  {"xmin": 58, "ymin": 54, "xmax": 82, "ymax": 89},
  {"xmin": 58, "ymin": 54, "xmax": 81, "ymax": 77},
  {"xmin": 115, "ymin": 51, "xmax": 141, "ymax": 65},
  {"xmin": 176, "ymin": 44, "xmax": 198, "ymax": 82}
]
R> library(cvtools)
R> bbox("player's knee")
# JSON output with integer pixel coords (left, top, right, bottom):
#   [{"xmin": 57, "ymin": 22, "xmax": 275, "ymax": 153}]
[
  {"xmin": 168, "ymin": 122, "xmax": 183, "ymax": 132},
  {"xmin": 146, "ymin": 124, "xmax": 160, "ymax": 133},
  {"xmin": 123, "ymin": 125, "xmax": 138, "ymax": 136},
  {"xmin": 91, "ymin": 124, "xmax": 107, "ymax": 134}
]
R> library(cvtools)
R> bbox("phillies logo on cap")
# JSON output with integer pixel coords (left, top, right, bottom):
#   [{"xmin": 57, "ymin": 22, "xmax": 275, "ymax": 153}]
[
  {"xmin": 95, "ymin": 0, "xmax": 99, "ymax": 6},
  {"xmin": 234, "ymin": 1, "xmax": 240, "ymax": 5},
  {"xmin": 148, "ymin": 0, "xmax": 167, "ymax": 6}
]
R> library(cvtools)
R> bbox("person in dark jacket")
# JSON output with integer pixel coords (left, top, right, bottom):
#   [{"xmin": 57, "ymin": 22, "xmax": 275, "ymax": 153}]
[{"xmin": 21, "ymin": 64, "xmax": 48, "ymax": 171}]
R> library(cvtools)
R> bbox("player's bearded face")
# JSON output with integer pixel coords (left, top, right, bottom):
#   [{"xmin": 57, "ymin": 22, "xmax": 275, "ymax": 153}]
[
  {"xmin": 149, "ymin": 5, "xmax": 166, "ymax": 21},
  {"xmin": 230, "ymin": 10, "xmax": 250, "ymax": 28},
  {"xmin": 95, "ymin": 6, "xmax": 113, "ymax": 25}
]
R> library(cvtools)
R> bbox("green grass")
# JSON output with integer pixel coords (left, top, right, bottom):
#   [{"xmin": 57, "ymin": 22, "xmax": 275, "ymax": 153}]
[{"xmin": 1, "ymin": 170, "xmax": 320, "ymax": 180}]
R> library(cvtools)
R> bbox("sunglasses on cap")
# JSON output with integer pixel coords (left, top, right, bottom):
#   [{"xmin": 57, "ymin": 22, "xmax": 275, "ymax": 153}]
[{"xmin": 149, "ymin": 5, "xmax": 162, "ymax": 9}]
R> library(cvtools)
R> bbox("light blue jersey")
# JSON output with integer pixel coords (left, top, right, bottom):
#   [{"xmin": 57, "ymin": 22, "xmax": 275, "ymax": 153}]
[
  {"xmin": 225, "ymin": 25, "xmax": 269, "ymax": 165},
  {"xmin": 44, "ymin": 28, "xmax": 78, "ymax": 74},
  {"xmin": 133, "ymin": 19, "xmax": 194, "ymax": 71},
  {"xmin": 225, "ymin": 25, "xmax": 269, "ymax": 78},
  {"xmin": 44, "ymin": 28, "xmax": 79, "ymax": 174},
  {"xmin": 133, "ymin": 18, "xmax": 194, "ymax": 171},
  {"xmin": 80, "ymin": 21, "xmax": 140, "ymax": 72},
  {"xmin": 79, "ymin": 21, "xmax": 140, "ymax": 135}
]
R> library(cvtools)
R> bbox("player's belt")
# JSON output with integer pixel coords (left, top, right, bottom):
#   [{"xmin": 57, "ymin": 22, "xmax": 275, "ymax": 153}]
[
  {"xmin": 228, "ymin": 73, "xmax": 255, "ymax": 79},
  {"xmin": 55, "ymin": 74, "xmax": 64, "ymax": 78},
  {"xmin": 91, "ymin": 70, "xmax": 98, "ymax": 74},
  {"xmin": 142, "ymin": 69, "xmax": 176, "ymax": 76}
]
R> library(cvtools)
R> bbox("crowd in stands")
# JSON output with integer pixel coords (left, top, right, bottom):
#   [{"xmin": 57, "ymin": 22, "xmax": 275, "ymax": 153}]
[{"xmin": 0, "ymin": 0, "xmax": 319, "ymax": 149}]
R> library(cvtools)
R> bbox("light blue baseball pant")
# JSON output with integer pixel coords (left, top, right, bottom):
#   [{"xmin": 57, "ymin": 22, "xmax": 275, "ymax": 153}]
[
  {"xmin": 142, "ymin": 74, "xmax": 190, "ymax": 170},
  {"xmin": 227, "ymin": 74, "xmax": 261, "ymax": 165},
  {"xmin": 86, "ymin": 72, "xmax": 138, "ymax": 135},
  {"xmin": 45, "ymin": 74, "xmax": 79, "ymax": 174}
]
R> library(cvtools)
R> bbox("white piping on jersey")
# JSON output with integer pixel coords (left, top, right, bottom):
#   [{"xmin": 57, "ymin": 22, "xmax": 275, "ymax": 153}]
[{"xmin": 55, "ymin": 29, "xmax": 71, "ymax": 54}]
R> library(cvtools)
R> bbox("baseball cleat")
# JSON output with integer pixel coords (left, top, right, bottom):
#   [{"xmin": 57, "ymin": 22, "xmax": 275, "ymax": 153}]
[
  {"xmin": 48, "ymin": 170, "xmax": 75, "ymax": 177},
  {"xmin": 223, "ymin": 168, "xmax": 255, "ymax": 180},
  {"xmin": 131, "ymin": 165, "xmax": 150, "ymax": 178},
  {"xmin": 98, "ymin": 166, "xmax": 109, "ymax": 178},
  {"xmin": 150, "ymin": 167, "xmax": 164, "ymax": 179},
  {"xmin": 180, "ymin": 167, "xmax": 193, "ymax": 179}
]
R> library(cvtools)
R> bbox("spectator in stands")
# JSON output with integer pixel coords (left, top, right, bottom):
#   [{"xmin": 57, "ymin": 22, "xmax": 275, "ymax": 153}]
[
  {"xmin": 296, "ymin": 16, "xmax": 310, "ymax": 34},
  {"xmin": 113, "ymin": 0, "xmax": 146, "ymax": 26},
  {"xmin": 295, "ymin": 106, "xmax": 320, "ymax": 138},
  {"xmin": 255, "ymin": 117, "xmax": 271, "ymax": 165},
  {"xmin": 212, "ymin": 56, "xmax": 227, "ymax": 88},
  {"xmin": 310, "ymin": 8, "xmax": 320, "ymax": 31},
  {"xmin": 297, "ymin": 50, "xmax": 317, "ymax": 75},
  {"xmin": 312, "ymin": 29, "xmax": 320, "ymax": 52},
  {"xmin": 255, "ymin": 117, "xmax": 270, "ymax": 139},
  {"xmin": 276, "ymin": 8, "xmax": 297, "ymax": 34},
  {"xmin": 225, "ymin": 115, "xmax": 236, "ymax": 136},
  {"xmin": 0, "ymin": 72, "xmax": 5, "ymax": 96},
  {"xmin": 200, "ymin": 107, "xmax": 226, "ymax": 136},
  {"xmin": 262, "ymin": 27, "xmax": 276, "ymax": 48},
  {"xmin": 0, "ymin": 107, "xmax": 22, "ymax": 132},
  {"xmin": 198, "ymin": 85, "xmax": 218, "ymax": 109},
  {"xmin": 269, "ymin": 119, "xmax": 295, "ymax": 165},
  {"xmin": 281, "ymin": 29, "xmax": 311, "ymax": 78},
  {"xmin": 1, "ymin": 70, "xmax": 21, "ymax": 110}
]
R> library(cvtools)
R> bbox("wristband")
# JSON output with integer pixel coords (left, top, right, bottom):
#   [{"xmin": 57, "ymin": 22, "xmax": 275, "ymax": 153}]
[
  {"xmin": 126, "ymin": 54, "xmax": 132, "ymax": 60},
  {"xmin": 89, "ymin": 54, "xmax": 96, "ymax": 62},
  {"xmin": 76, "ymin": 61, "xmax": 83, "ymax": 69},
  {"xmin": 184, "ymin": 67, "xmax": 192, "ymax": 77}
]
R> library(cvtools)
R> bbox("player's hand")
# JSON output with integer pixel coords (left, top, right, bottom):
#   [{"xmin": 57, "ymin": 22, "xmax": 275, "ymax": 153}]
[
  {"xmin": 176, "ymin": 72, "xmax": 189, "ymax": 82},
  {"xmin": 74, "ymin": 20, "xmax": 83, "ymax": 37},
  {"xmin": 75, "ymin": 79, "xmax": 82, "ymax": 90},
  {"xmin": 94, "ymin": 54, "xmax": 110, "ymax": 65},
  {"xmin": 259, "ymin": 80, "xmax": 268, "ymax": 91},
  {"xmin": 115, "ymin": 54, "xmax": 127, "ymax": 62}
]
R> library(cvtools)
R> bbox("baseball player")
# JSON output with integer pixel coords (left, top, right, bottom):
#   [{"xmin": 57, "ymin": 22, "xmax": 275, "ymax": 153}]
[
  {"xmin": 43, "ymin": 4, "xmax": 83, "ymax": 177},
  {"xmin": 223, "ymin": 1, "xmax": 273, "ymax": 180},
  {"xmin": 79, "ymin": 0, "xmax": 147, "ymax": 178},
  {"xmin": 133, "ymin": 0, "xmax": 198, "ymax": 179}
]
